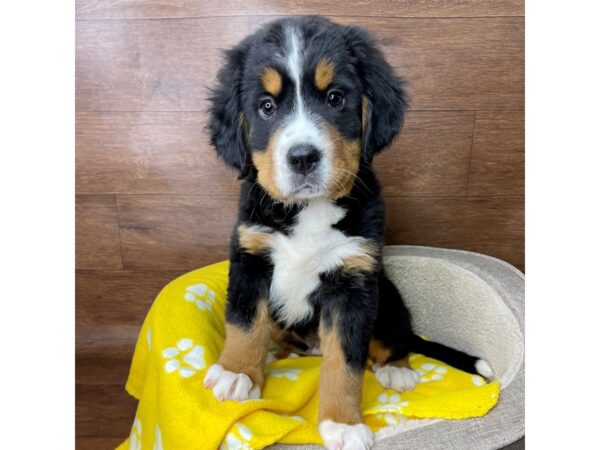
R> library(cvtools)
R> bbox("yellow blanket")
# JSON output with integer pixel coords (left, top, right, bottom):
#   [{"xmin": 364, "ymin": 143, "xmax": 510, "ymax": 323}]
[{"xmin": 118, "ymin": 260, "xmax": 499, "ymax": 450}]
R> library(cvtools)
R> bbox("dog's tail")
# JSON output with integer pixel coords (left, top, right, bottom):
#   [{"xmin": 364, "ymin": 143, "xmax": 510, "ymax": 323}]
[{"xmin": 410, "ymin": 334, "xmax": 493, "ymax": 379}]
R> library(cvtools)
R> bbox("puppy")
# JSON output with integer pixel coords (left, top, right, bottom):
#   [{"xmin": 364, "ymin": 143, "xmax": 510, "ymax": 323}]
[{"xmin": 203, "ymin": 16, "xmax": 492, "ymax": 450}]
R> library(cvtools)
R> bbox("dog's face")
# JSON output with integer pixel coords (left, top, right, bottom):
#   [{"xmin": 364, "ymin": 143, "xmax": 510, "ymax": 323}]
[{"xmin": 209, "ymin": 16, "xmax": 407, "ymax": 202}]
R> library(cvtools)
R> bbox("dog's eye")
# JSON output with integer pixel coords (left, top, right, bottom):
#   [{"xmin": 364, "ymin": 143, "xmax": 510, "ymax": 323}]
[
  {"xmin": 259, "ymin": 97, "xmax": 277, "ymax": 118},
  {"xmin": 327, "ymin": 90, "xmax": 345, "ymax": 108}
]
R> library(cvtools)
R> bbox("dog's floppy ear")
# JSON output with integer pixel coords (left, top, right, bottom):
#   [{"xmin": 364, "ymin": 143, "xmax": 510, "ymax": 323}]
[
  {"xmin": 208, "ymin": 38, "xmax": 253, "ymax": 179},
  {"xmin": 344, "ymin": 26, "xmax": 408, "ymax": 163}
]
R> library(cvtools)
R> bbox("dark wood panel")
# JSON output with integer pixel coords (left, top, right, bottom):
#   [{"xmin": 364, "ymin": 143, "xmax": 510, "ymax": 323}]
[
  {"xmin": 76, "ymin": 384, "xmax": 137, "ymax": 438},
  {"xmin": 77, "ymin": 17, "xmax": 523, "ymax": 112},
  {"xmin": 76, "ymin": 270, "xmax": 182, "ymax": 339},
  {"xmin": 76, "ymin": 111, "xmax": 473, "ymax": 196},
  {"xmin": 468, "ymin": 111, "xmax": 524, "ymax": 196},
  {"xmin": 76, "ymin": 17, "xmax": 250, "ymax": 111},
  {"xmin": 76, "ymin": 0, "xmax": 524, "ymax": 19},
  {"xmin": 76, "ymin": 112, "xmax": 239, "ymax": 195},
  {"xmin": 117, "ymin": 195, "xmax": 237, "ymax": 270},
  {"xmin": 250, "ymin": 16, "xmax": 524, "ymax": 111},
  {"xmin": 76, "ymin": 195, "xmax": 123, "ymax": 269},
  {"xmin": 76, "ymin": 339, "xmax": 136, "ymax": 385},
  {"xmin": 77, "ymin": 437, "xmax": 125, "ymax": 450},
  {"xmin": 385, "ymin": 196, "xmax": 524, "ymax": 271},
  {"xmin": 375, "ymin": 111, "xmax": 474, "ymax": 196}
]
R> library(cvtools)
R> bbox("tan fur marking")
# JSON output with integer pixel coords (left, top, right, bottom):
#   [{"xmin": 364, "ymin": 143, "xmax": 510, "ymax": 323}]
[
  {"xmin": 361, "ymin": 97, "xmax": 369, "ymax": 132},
  {"xmin": 318, "ymin": 323, "xmax": 363, "ymax": 424},
  {"xmin": 237, "ymin": 224, "xmax": 273, "ymax": 255},
  {"xmin": 217, "ymin": 301, "xmax": 271, "ymax": 387},
  {"xmin": 388, "ymin": 357, "xmax": 412, "ymax": 369},
  {"xmin": 261, "ymin": 66, "xmax": 282, "ymax": 96},
  {"xmin": 369, "ymin": 339, "xmax": 392, "ymax": 365},
  {"xmin": 315, "ymin": 58, "xmax": 335, "ymax": 91},
  {"xmin": 252, "ymin": 130, "xmax": 286, "ymax": 201},
  {"xmin": 342, "ymin": 241, "xmax": 379, "ymax": 273},
  {"xmin": 322, "ymin": 124, "xmax": 361, "ymax": 199}
]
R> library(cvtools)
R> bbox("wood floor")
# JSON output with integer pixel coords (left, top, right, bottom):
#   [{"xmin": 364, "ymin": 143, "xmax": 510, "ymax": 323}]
[{"xmin": 75, "ymin": 1, "xmax": 524, "ymax": 448}]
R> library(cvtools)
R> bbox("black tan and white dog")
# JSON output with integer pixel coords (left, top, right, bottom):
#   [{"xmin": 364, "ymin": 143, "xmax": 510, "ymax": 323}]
[{"xmin": 203, "ymin": 16, "xmax": 492, "ymax": 450}]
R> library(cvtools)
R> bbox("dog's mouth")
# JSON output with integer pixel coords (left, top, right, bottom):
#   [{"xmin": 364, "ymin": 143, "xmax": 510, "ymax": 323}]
[{"xmin": 289, "ymin": 181, "xmax": 325, "ymax": 200}]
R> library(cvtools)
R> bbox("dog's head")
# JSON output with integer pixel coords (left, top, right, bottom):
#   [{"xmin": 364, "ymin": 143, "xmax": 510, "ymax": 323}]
[{"xmin": 208, "ymin": 16, "xmax": 407, "ymax": 202}]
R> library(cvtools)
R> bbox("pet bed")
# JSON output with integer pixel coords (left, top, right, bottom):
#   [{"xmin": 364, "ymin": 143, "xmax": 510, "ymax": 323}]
[{"xmin": 118, "ymin": 245, "xmax": 524, "ymax": 450}]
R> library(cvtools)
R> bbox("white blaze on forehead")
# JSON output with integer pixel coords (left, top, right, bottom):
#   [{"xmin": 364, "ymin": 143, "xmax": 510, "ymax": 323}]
[{"xmin": 273, "ymin": 24, "xmax": 331, "ymax": 198}]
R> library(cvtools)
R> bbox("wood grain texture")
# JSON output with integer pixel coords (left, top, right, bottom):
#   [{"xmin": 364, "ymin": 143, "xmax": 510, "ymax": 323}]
[
  {"xmin": 77, "ymin": 16, "xmax": 523, "ymax": 112},
  {"xmin": 333, "ymin": 16, "xmax": 524, "ymax": 111},
  {"xmin": 76, "ymin": 17, "xmax": 250, "ymax": 111},
  {"xmin": 76, "ymin": 384, "xmax": 137, "ymax": 438},
  {"xmin": 76, "ymin": 339, "xmax": 136, "ymax": 385},
  {"xmin": 385, "ymin": 196, "xmax": 524, "ymax": 270},
  {"xmin": 76, "ymin": 270, "xmax": 183, "ymax": 339},
  {"xmin": 375, "ymin": 111, "xmax": 475, "ymax": 196},
  {"xmin": 76, "ymin": 195, "xmax": 123, "ymax": 269},
  {"xmin": 76, "ymin": 112, "xmax": 239, "ymax": 195},
  {"xmin": 76, "ymin": 438, "xmax": 125, "ymax": 450},
  {"xmin": 250, "ymin": 15, "xmax": 524, "ymax": 111},
  {"xmin": 117, "ymin": 195, "xmax": 237, "ymax": 270},
  {"xmin": 468, "ymin": 111, "xmax": 525, "ymax": 195},
  {"xmin": 77, "ymin": 111, "xmax": 474, "ymax": 196},
  {"xmin": 76, "ymin": 0, "xmax": 524, "ymax": 20}
]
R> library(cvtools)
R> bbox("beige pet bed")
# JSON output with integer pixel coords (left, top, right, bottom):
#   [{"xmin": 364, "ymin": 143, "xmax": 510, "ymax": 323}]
[{"xmin": 271, "ymin": 245, "xmax": 525, "ymax": 450}]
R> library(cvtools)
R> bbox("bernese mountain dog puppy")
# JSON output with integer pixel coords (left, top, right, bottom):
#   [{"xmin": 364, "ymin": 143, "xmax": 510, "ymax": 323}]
[{"xmin": 203, "ymin": 16, "xmax": 492, "ymax": 449}]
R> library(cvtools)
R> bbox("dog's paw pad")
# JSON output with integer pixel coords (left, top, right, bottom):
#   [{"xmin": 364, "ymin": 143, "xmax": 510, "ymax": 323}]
[
  {"xmin": 204, "ymin": 364, "xmax": 260, "ymax": 401},
  {"xmin": 375, "ymin": 365, "xmax": 419, "ymax": 392},
  {"xmin": 318, "ymin": 421, "xmax": 374, "ymax": 450}
]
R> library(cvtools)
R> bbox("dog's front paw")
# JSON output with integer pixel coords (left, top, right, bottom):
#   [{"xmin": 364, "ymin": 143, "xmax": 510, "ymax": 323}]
[
  {"xmin": 318, "ymin": 420, "xmax": 374, "ymax": 450},
  {"xmin": 203, "ymin": 363, "xmax": 261, "ymax": 401},
  {"xmin": 374, "ymin": 364, "xmax": 419, "ymax": 392}
]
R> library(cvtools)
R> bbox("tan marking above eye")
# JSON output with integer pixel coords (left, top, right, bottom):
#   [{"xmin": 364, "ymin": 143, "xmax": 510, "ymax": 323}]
[
  {"xmin": 315, "ymin": 58, "xmax": 335, "ymax": 91},
  {"xmin": 261, "ymin": 66, "xmax": 282, "ymax": 96}
]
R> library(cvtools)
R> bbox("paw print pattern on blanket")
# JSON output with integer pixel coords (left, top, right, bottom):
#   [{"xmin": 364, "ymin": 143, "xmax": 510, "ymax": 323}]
[
  {"xmin": 184, "ymin": 283, "xmax": 216, "ymax": 311},
  {"xmin": 267, "ymin": 367, "xmax": 302, "ymax": 381},
  {"xmin": 416, "ymin": 362, "xmax": 448, "ymax": 383},
  {"xmin": 374, "ymin": 392, "xmax": 410, "ymax": 414},
  {"xmin": 153, "ymin": 424, "xmax": 163, "ymax": 450},
  {"xmin": 472, "ymin": 374, "xmax": 486, "ymax": 386},
  {"xmin": 219, "ymin": 423, "xmax": 254, "ymax": 450},
  {"xmin": 129, "ymin": 417, "xmax": 142, "ymax": 450},
  {"xmin": 162, "ymin": 338, "xmax": 206, "ymax": 378},
  {"xmin": 370, "ymin": 393, "xmax": 410, "ymax": 426}
]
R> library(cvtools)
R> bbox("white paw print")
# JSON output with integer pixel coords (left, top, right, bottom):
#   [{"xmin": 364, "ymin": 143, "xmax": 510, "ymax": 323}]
[
  {"xmin": 129, "ymin": 416, "xmax": 142, "ymax": 450},
  {"xmin": 415, "ymin": 362, "xmax": 447, "ymax": 383},
  {"xmin": 377, "ymin": 412, "xmax": 407, "ymax": 425},
  {"xmin": 153, "ymin": 424, "xmax": 163, "ymax": 450},
  {"xmin": 371, "ymin": 393, "xmax": 409, "ymax": 426},
  {"xmin": 267, "ymin": 367, "xmax": 302, "ymax": 380},
  {"xmin": 184, "ymin": 283, "xmax": 216, "ymax": 311},
  {"xmin": 472, "ymin": 374, "xmax": 486, "ymax": 386},
  {"xmin": 220, "ymin": 423, "xmax": 254, "ymax": 450},
  {"xmin": 162, "ymin": 338, "xmax": 206, "ymax": 378},
  {"xmin": 375, "ymin": 392, "xmax": 410, "ymax": 413}
]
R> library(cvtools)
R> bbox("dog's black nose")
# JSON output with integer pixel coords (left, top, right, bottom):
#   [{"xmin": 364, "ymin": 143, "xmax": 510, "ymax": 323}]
[{"xmin": 287, "ymin": 145, "xmax": 321, "ymax": 175}]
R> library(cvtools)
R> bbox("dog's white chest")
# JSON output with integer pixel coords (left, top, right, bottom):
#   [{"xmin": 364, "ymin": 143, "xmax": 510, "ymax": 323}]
[{"xmin": 268, "ymin": 199, "xmax": 366, "ymax": 326}]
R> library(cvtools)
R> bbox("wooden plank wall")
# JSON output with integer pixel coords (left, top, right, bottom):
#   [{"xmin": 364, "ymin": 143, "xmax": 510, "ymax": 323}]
[{"xmin": 75, "ymin": 1, "xmax": 524, "ymax": 447}]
